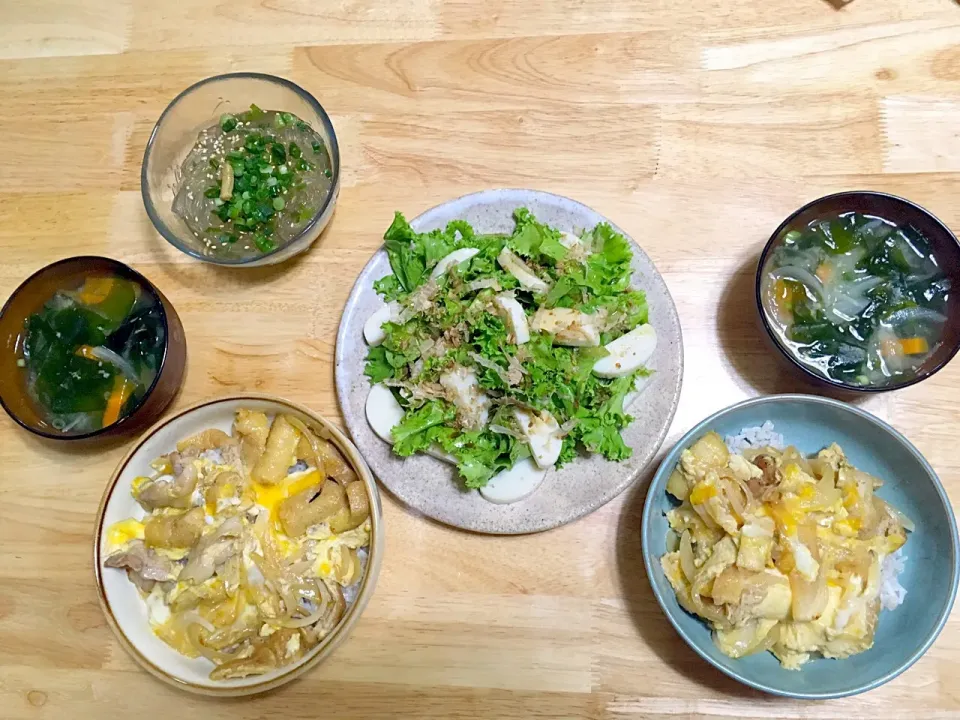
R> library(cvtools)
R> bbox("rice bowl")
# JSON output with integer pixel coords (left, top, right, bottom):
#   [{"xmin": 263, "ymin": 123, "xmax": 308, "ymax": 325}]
[
  {"xmin": 641, "ymin": 394, "xmax": 958, "ymax": 698},
  {"xmin": 661, "ymin": 423, "xmax": 911, "ymax": 669},
  {"xmin": 95, "ymin": 395, "xmax": 384, "ymax": 696}
]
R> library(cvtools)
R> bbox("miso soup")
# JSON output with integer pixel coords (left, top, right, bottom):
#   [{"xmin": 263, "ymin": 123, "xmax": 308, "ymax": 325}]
[
  {"xmin": 761, "ymin": 211, "xmax": 950, "ymax": 387},
  {"xmin": 19, "ymin": 275, "xmax": 165, "ymax": 433}
]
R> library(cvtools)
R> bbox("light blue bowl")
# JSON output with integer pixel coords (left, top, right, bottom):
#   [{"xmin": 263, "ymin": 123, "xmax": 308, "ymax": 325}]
[{"xmin": 641, "ymin": 394, "xmax": 959, "ymax": 699}]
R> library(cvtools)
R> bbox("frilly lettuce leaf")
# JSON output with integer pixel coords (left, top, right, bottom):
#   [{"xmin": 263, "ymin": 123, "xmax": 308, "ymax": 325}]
[{"xmin": 366, "ymin": 207, "xmax": 652, "ymax": 488}]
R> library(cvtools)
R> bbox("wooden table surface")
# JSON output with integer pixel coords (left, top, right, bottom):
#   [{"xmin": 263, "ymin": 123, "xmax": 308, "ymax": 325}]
[{"xmin": 3, "ymin": 1, "xmax": 960, "ymax": 718}]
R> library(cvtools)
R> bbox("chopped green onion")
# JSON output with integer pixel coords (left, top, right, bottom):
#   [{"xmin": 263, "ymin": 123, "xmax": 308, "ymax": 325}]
[
  {"xmin": 323, "ymin": 168, "xmax": 332, "ymax": 178},
  {"xmin": 254, "ymin": 234, "xmax": 276, "ymax": 253},
  {"xmin": 201, "ymin": 108, "xmax": 328, "ymax": 254},
  {"xmin": 254, "ymin": 204, "xmax": 275, "ymax": 222}
]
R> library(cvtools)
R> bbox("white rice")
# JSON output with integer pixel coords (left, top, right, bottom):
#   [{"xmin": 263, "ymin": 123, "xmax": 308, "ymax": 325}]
[
  {"xmin": 880, "ymin": 548, "xmax": 908, "ymax": 611},
  {"xmin": 724, "ymin": 421, "xmax": 907, "ymax": 613},
  {"xmin": 200, "ymin": 448, "xmax": 224, "ymax": 464},
  {"xmin": 724, "ymin": 421, "xmax": 784, "ymax": 453}
]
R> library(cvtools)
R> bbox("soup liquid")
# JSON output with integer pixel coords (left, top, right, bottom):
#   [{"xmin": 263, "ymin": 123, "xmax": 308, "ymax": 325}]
[
  {"xmin": 20, "ymin": 276, "xmax": 164, "ymax": 433},
  {"xmin": 762, "ymin": 212, "xmax": 949, "ymax": 386}
]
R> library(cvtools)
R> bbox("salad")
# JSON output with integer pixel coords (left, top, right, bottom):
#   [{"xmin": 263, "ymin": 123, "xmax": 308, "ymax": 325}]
[{"xmin": 363, "ymin": 208, "xmax": 657, "ymax": 502}]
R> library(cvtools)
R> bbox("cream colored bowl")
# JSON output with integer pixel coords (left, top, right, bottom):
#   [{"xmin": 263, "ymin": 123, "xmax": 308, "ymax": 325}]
[{"xmin": 93, "ymin": 395, "xmax": 383, "ymax": 696}]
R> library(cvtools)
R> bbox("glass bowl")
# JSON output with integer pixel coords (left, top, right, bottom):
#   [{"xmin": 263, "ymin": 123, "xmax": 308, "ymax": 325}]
[
  {"xmin": 0, "ymin": 256, "xmax": 187, "ymax": 440},
  {"xmin": 141, "ymin": 73, "xmax": 341, "ymax": 267},
  {"xmin": 755, "ymin": 191, "xmax": 960, "ymax": 393}
]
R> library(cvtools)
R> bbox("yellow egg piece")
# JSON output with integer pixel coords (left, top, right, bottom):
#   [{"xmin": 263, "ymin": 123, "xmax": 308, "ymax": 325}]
[
  {"xmin": 153, "ymin": 621, "xmax": 198, "ymax": 658},
  {"xmin": 150, "ymin": 457, "xmax": 173, "ymax": 475},
  {"xmin": 275, "ymin": 533, "xmax": 299, "ymax": 558},
  {"xmin": 842, "ymin": 485, "xmax": 859, "ymax": 509},
  {"xmin": 689, "ymin": 480, "xmax": 717, "ymax": 505},
  {"xmin": 252, "ymin": 469, "xmax": 323, "ymax": 522},
  {"xmin": 769, "ymin": 502, "xmax": 799, "ymax": 535},
  {"xmin": 783, "ymin": 463, "xmax": 802, "ymax": 481},
  {"xmin": 833, "ymin": 517, "xmax": 861, "ymax": 537},
  {"xmin": 106, "ymin": 518, "xmax": 145, "ymax": 549}
]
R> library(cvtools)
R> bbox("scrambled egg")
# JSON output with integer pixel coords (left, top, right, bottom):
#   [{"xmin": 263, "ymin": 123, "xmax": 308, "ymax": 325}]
[
  {"xmin": 106, "ymin": 518, "xmax": 144, "ymax": 549},
  {"xmin": 102, "ymin": 411, "xmax": 374, "ymax": 681},
  {"xmin": 661, "ymin": 432, "xmax": 910, "ymax": 669},
  {"xmin": 251, "ymin": 469, "xmax": 322, "ymax": 522}
]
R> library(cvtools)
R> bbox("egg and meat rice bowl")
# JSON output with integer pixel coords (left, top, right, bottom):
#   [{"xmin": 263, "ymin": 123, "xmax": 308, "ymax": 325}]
[
  {"xmin": 103, "ymin": 410, "xmax": 371, "ymax": 680},
  {"xmin": 661, "ymin": 429, "xmax": 911, "ymax": 670}
]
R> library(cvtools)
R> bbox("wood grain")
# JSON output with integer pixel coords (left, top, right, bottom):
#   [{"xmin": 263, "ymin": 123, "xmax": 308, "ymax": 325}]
[{"xmin": 2, "ymin": 1, "xmax": 960, "ymax": 718}]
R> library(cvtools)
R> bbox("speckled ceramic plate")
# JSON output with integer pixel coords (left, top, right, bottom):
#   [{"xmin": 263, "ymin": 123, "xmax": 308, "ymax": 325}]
[{"xmin": 335, "ymin": 189, "xmax": 683, "ymax": 534}]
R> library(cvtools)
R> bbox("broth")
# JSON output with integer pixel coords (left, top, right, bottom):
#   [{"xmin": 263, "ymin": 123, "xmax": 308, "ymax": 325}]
[
  {"xmin": 761, "ymin": 211, "xmax": 950, "ymax": 387},
  {"xmin": 19, "ymin": 275, "xmax": 164, "ymax": 433}
]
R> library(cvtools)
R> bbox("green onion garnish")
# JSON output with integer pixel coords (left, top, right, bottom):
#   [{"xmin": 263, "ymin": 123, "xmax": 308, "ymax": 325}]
[
  {"xmin": 254, "ymin": 234, "xmax": 276, "ymax": 253},
  {"xmin": 199, "ymin": 107, "xmax": 327, "ymax": 254}
]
